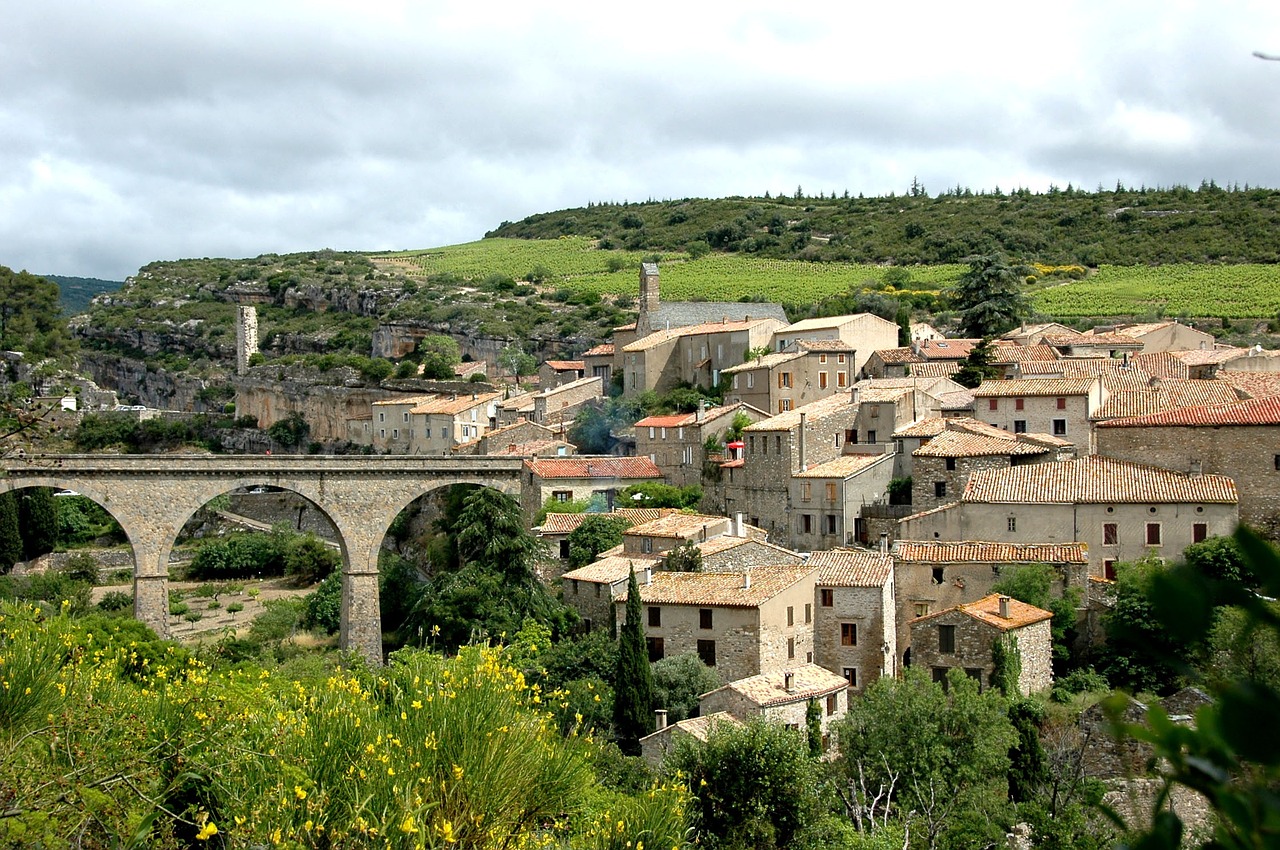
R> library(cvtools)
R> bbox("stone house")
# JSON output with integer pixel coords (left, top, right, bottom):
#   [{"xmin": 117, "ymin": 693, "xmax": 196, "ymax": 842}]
[
  {"xmin": 723, "ymin": 343, "xmax": 859, "ymax": 415},
  {"xmin": 789, "ymin": 454, "xmax": 897, "ymax": 550},
  {"xmin": 537, "ymin": 360, "xmax": 585, "ymax": 388},
  {"xmin": 408, "ymin": 391, "xmax": 502, "ymax": 455},
  {"xmin": 614, "ymin": 564, "xmax": 820, "ymax": 682},
  {"xmin": 863, "ymin": 347, "xmax": 922, "ymax": 379},
  {"xmin": 520, "ymin": 456, "xmax": 663, "ymax": 521},
  {"xmin": 1089, "ymin": 377, "xmax": 1242, "ymax": 426},
  {"xmin": 370, "ymin": 394, "xmax": 436, "ymax": 453},
  {"xmin": 582, "ymin": 343, "xmax": 615, "ymax": 383},
  {"xmin": 971, "ymin": 377, "xmax": 1105, "ymax": 455},
  {"xmin": 810, "ymin": 549, "xmax": 896, "ymax": 693},
  {"xmin": 530, "ymin": 376, "xmax": 603, "ymax": 429},
  {"xmin": 495, "ymin": 390, "xmax": 538, "ymax": 427},
  {"xmin": 455, "ymin": 419, "xmax": 555, "ymax": 456},
  {"xmin": 533, "ymin": 506, "xmax": 674, "ymax": 577},
  {"xmin": 891, "ymin": 540, "xmax": 1089, "ymax": 663},
  {"xmin": 1095, "ymin": 396, "xmax": 1280, "ymax": 539},
  {"xmin": 634, "ymin": 402, "xmax": 768, "ymax": 491},
  {"xmin": 1081, "ymin": 321, "xmax": 1216, "ymax": 354},
  {"xmin": 1000, "ymin": 322, "xmax": 1079, "ymax": 347},
  {"xmin": 771, "ymin": 313, "xmax": 901, "ymax": 375},
  {"xmin": 620, "ymin": 317, "xmax": 786, "ymax": 397},
  {"xmin": 699, "ymin": 664, "xmax": 851, "ymax": 742},
  {"xmin": 910, "ymin": 420, "xmax": 1075, "ymax": 511},
  {"xmin": 896, "ymin": 455, "xmax": 1239, "ymax": 578},
  {"xmin": 909, "ymin": 594, "xmax": 1054, "ymax": 694},
  {"xmin": 1041, "ymin": 330, "xmax": 1144, "ymax": 360},
  {"xmin": 640, "ymin": 711, "xmax": 742, "ymax": 767}
]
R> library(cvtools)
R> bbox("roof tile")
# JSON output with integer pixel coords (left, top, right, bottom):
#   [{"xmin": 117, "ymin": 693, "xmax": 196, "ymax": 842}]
[
  {"xmin": 524, "ymin": 456, "xmax": 662, "ymax": 480},
  {"xmin": 961, "ymin": 456, "xmax": 1237, "ymax": 504},
  {"xmin": 810, "ymin": 549, "xmax": 893, "ymax": 587},
  {"xmin": 894, "ymin": 540, "xmax": 1089, "ymax": 564}
]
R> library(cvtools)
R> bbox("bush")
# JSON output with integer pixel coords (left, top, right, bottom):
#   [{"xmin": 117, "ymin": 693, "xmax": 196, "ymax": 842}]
[
  {"xmin": 61, "ymin": 552, "xmax": 100, "ymax": 585},
  {"xmin": 96, "ymin": 590, "xmax": 133, "ymax": 613}
]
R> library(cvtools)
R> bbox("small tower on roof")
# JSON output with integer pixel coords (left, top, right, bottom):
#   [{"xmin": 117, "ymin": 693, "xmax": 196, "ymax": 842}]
[{"xmin": 639, "ymin": 262, "xmax": 660, "ymax": 333}]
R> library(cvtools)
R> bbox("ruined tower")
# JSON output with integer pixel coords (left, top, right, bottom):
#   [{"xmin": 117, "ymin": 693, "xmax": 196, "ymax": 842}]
[
  {"xmin": 638, "ymin": 262, "xmax": 660, "ymax": 334},
  {"xmin": 236, "ymin": 305, "xmax": 259, "ymax": 376}
]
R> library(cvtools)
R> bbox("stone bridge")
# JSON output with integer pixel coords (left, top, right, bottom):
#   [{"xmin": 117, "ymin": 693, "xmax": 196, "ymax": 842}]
[{"xmin": 0, "ymin": 454, "xmax": 524, "ymax": 662}]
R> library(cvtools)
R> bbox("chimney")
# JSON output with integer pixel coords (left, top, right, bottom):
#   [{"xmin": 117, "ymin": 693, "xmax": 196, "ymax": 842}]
[
  {"xmin": 508, "ymin": 443, "xmax": 518, "ymax": 453},
  {"xmin": 784, "ymin": 671, "xmax": 795, "ymax": 693},
  {"xmin": 734, "ymin": 512, "xmax": 745, "ymax": 538},
  {"xmin": 798, "ymin": 412, "xmax": 807, "ymax": 472},
  {"xmin": 696, "ymin": 401, "xmax": 706, "ymax": 423},
  {"xmin": 644, "ymin": 566, "xmax": 653, "ymax": 585},
  {"xmin": 742, "ymin": 570, "xmax": 752, "ymax": 590},
  {"xmin": 998, "ymin": 595, "xmax": 1011, "ymax": 618},
  {"xmin": 1189, "ymin": 459, "xmax": 1202, "ymax": 476},
  {"xmin": 851, "ymin": 387, "xmax": 861, "ymax": 404},
  {"xmin": 655, "ymin": 709, "xmax": 668, "ymax": 731},
  {"xmin": 879, "ymin": 531, "xmax": 889, "ymax": 553}
]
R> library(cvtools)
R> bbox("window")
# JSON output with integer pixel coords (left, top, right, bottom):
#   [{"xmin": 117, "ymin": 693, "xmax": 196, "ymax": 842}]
[
  {"xmin": 841, "ymin": 623, "xmax": 857, "ymax": 646},
  {"xmin": 641, "ymin": 537, "xmax": 653, "ymax": 553},
  {"xmin": 1146, "ymin": 523, "xmax": 1162, "ymax": 546},
  {"xmin": 1052, "ymin": 419, "xmax": 1067, "ymax": 436},
  {"xmin": 931, "ymin": 567, "xmax": 944, "ymax": 585},
  {"xmin": 939, "ymin": 624, "xmax": 956, "ymax": 654},
  {"xmin": 802, "ymin": 514, "xmax": 813, "ymax": 533},
  {"xmin": 819, "ymin": 354, "xmax": 828, "ymax": 364},
  {"xmin": 788, "ymin": 637, "xmax": 795, "ymax": 659},
  {"xmin": 697, "ymin": 639, "xmax": 716, "ymax": 666},
  {"xmin": 1193, "ymin": 522, "xmax": 1208, "ymax": 543},
  {"xmin": 559, "ymin": 540, "xmax": 571, "ymax": 559},
  {"xmin": 1103, "ymin": 523, "xmax": 1118, "ymax": 545},
  {"xmin": 661, "ymin": 427, "xmax": 667, "ymax": 439},
  {"xmin": 746, "ymin": 372, "xmax": 754, "ymax": 388},
  {"xmin": 945, "ymin": 457, "xmax": 956, "ymax": 471},
  {"xmin": 1057, "ymin": 397, "xmax": 1067, "ymax": 410},
  {"xmin": 843, "ymin": 667, "xmax": 857, "ymax": 687},
  {"xmin": 733, "ymin": 374, "xmax": 739, "ymax": 389},
  {"xmin": 914, "ymin": 602, "xmax": 930, "ymax": 618},
  {"xmin": 777, "ymin": 398, "xmax": 793, "ymax": 412},
  {"xmin": 646, "ymin": 637, "xmax": 665, "ymax": 662},
  {"xmin": 379, "ymin": 429, "xmax": 386, "ymax": 438},
  {"xmin": 647, "ymin": 606, "xmax": 661, "ymax": 627},
  {"xmin": 932, "ymin": 667, "xmax": 949, "ymax": 689},
  {"xmin": 988, "ymin": 398, "xmax": 998, "ymax": 411},
  {"xmin": 965, "ymin": 668, "xmax": 984, "ymax": 685},
  {"xmin": 826, "ymin": 514, "xmax": 837, "ymax": 534},
  {"xmin": 379, "ymin": 412, "xmax": 385, "ymax": 422},
  {"xmin": 819, "ymin": 372, "xmax": 829, "ymax": 389},
  {"xmin": 801, "ymin": 482, "xmax": 811, "ymax": 502},
  {"xmin": 845, "ymin": 428, "xmax": 856, "ymax": 444},
  {"xmin": 1015, "ymin": 398, "xmax": 1024, "ymax": 411},
  {"xmin": 1007, "ymin": 516, "xmax": 1017, "ymax": 532},
  {"xmin": 787, "ymin": 606, "xmax": 795, "ymax": 627},
  {"xmin": 552, "ymin": 491, "xmax": 572, "ymax": 503},
  {"xmin": 867, "ymin": 430, "xmax": 876, "ymax": 443},
  {"xmin": 779, "ymin": 372, "xmax": 793, "ymax": 389},
  {"xmin": 776, "ymin": 436, "xmax": 782, "ymax": 453},
  {"xmin": 1275, "ymin": 454, "xmax": 1280, "ymax": 470},
  {"xmin": 403, "ymin": 411, "xmax": 410, "ymax": 422},
  {"xmin": 838, "ymin": 354, "xmax": 846, "ymax": 364},
  {"xmin": 571, "ymin": 578, "xmax": 578, "ymax": 594},
  {"xmin": 1104, "ymin": 559, "xmax": 1118, "ymax": 580},
  {"xmin": 393, "ymin": 428, "xmax": 399, "ymax": 439},
  {"xmin": 1013, "ymin": 420, "xmax": 1027, "ymax": 433},
  {"xmin": 934, "ymin": 481, "xmax": 947, "ymax": 498},
  {"xmin": 820, "ymin": 588, "xmax": 834, "ymax": 607},
  {"xmin": 826, "ymin": 693, "xmax": 838, "ymax": 716},
  {"xmin": 825, "ymin": 482, "xmax": 837, "ymax": 501},
  {"xmin": 699, "ymin": 608, "xmax": 713, "ymax": 629},
  {"xmin": 837, "ymin": 372, "xmax": 847, "ymax": 388},
  {"xmin": 805, "ymin": 603, "xmax": 812, "ymax": 624}
]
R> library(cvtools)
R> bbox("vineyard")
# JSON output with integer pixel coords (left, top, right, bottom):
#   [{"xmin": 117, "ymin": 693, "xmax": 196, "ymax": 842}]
[{"xmin": 381, "ymin": 240, "xmax": 1280, "ymax": 319}]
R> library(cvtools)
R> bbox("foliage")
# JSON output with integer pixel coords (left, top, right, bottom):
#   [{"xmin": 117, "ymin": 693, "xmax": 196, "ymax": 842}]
[
  {"xmin": 16, "ymin": 488, "xmax": 57, "ymax": 562},
  {"xmin": 414, "ymin": 334, "xmax": 462, "ymax": 379},
  {"xmin": 0, "ymin": 492, "xmax": 20, "ymax": 572},
  {"xmin": 952, "ymin": 337, "xmax": 1003, "ymax": 388},
  {"xmin": 806, "ymin": 698, "xmax": 823, "ymax": 757},
  {"xmin": 887, "ymin": 476, "xmax": 913, "ymax": 506},
  {"xmin": 567, "ymin": 515, "xmax": 630, "ymax": 569},
  {"xmin": 614, "ymin": 567, "xmax": 654, "ymax": 755},
  {"xmin": 651, "ymin": 652, "xmax": 722, "ymax": 723},
  {"xmin": 267, "ymin": 411, "xmax": 310, "ymax": 448},
  {"xmin": 302, "ymin": 570, "xmax": 342, "ymax": 634},
  {"xmin": 0, "ymin": 266, "xmax": 75, "ymax": 359},
  {"xmin": 0, "ymin": 569, "xmax": 93, "ymax": 616},
  {"xmin": 61, "ymin": 551, "xmax": 100, "ymax": 585},
  {"xmin": 1099, "ymin": 556, "xmax": 1189, "ymax": 694},
  {"xmin": 669, "ymin": 718, "xmax": 818, "ymax": 850},
  {"xmin": 55, "ymin": 495, "xmax": 124, "ymax": 546},
  {"xmin": 1006, "ymin": 699, "xmax": 1047, "ymax": 804},
  {"xmin": 991, "ymin": 561, "xmax": 1082, "ymax": 673},
  {"xmin": 619, "ymin": 481, "xmax": 703, "ymax": 509},
  {"xmin": 991, "ymin": 635, "xmax": 1023, "ymax": 697},
  {"xmin": 282, "ymin": 533, "xmax": 340, "ymax": 584},
  {"xmin": 661, "ymin": 539, "xmax": 703, "ymax": 573},
  {"xmin": 949, "ymin": 253, "xmax": 1032, "ymax": 338}
]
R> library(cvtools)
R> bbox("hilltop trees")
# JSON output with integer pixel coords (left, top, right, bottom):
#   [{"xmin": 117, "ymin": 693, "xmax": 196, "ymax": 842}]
[
  {"xmin": 950, "ymin": 253, "xmax": 1032, "ymax": 338},
  {"xmin": 0, "ymin": 266, "xmax": 74, "ymax": 360}
]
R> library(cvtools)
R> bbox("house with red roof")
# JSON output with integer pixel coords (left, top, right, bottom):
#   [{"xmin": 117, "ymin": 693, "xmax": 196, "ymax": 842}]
[
  {"xmin": 809, "ymin": 549, "xmax": 896, "ymax": 692},
  {"xmin": 910, "ymin": 594, "xmax": 1054, "ymax": 694},
  {"xmin": 634, "ymin": 401, "xmax": 768, "ymax": 494},
  {"xmin": 520, "ymin": 456, "xmax": 663, "ymax": 521}
]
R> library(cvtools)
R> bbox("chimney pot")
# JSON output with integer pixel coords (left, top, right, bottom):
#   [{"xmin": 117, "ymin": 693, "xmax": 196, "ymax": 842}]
[
  {"xmin": 644, "ymin": 566, "xmax": 653, "ymax": 586},
  {"xmin": 655, "ymin": 709, "xmax": 668, "ymax": 730},
  {"xmin": 742, "ymin": 570, "xmax": 752, "ymax": 590},
  {"xmin": 784, "ymin": 671, "xmax": 795, "ymax": 693},
  {"xmin": 999, "ymin": 595, "xmax": 1011, "ymax": 618},
  {"xmin": 879, "ymin": 532, "xmax": 889, "ymax": 553}
]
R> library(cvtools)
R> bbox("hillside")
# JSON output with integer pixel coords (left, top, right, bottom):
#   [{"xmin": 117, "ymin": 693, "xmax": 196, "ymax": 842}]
[
  {"xmin": 488, "ymin": 183, "xmax": 1280, "ymax": 267},
  {"xmin": 43, "ymin": 274, "xmax": 125, "ymax": 315}
]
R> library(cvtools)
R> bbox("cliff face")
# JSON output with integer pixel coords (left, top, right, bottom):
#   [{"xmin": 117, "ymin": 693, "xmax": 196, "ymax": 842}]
[
  {"xmin": 79, "ymin": 352, "xmax": 224, "ymax": 412},
  {"xmin": 236, "ymin": 373, "xmax": 392, "ymax": 444}
]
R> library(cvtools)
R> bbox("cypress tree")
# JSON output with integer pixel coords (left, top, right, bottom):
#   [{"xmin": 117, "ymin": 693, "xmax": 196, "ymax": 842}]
[
  {"xmin": 18, "ymin": 488, "xmax": 57, "ymax": 561},
  {"xmin": 0, "ymin": 492, "xmax": 22, "ymax": 572},
  {"xmin": 614, "ymin": 566, "xmax": 655, "ymax": 755}
]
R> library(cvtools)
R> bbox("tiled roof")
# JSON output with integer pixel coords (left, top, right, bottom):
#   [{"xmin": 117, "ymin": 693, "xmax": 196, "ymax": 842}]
[
  {"xmin": 913, "ymin": 593, "xmax": 1053, "ymax": 631},
  {"xmin": 906, "ymin": 362, "xmax": 961, "ymax": 378},
  {"xmin": 783, "ymin": 314, "xmax": 877, "ymax": 332},
  {"xmin": 873, "ymin": 347, "xmax": 923, "ymax": 364},
  {"xmin": 972, "ymin": 378, "xmax": 1096, "ymax": 397},
  {"xmin": 561, "ymin": 555, "xmax": 659, "ymax": 584},
  {"xmin": 1047, "ymin": 331, "xmax": 1142, "ymax": 347},
  {"xmin": 961, "ymin": 456, "xmax": 1237, "ymax": 504},
  {"xmin": 411, "ymin": 391, "xmax": 502, "ymax": 415},
  {"xmin": 647, "ymin": 302, "xmax": 788, "ymax": 331},
  {"xmin": 697, "ymin": 535, "xmax": 797, "ymax": 560},
  {"xmin": 990, "ymin": 342, "xmax": 1061, "ymax": 363},
  {"xmin": 582, "ymin": 343, "xmax": 615, "ymax": 357},
  {"xmin": 1130, "ymin": 351, "xmax": 1192, "ymax": 380},
  {"xmin": 524, "ymin": 456, "xmax": 662, "ymax": 480},
  {"xmin": 623, "ymin": 319, "xmax": 774, "ymax": 352},
  {"xmin": 708, "ymin": 664, "xmax": 849, "ymax": 708},
  {"xmin": 545, "ymin": 360, "xmax": 585, "ymax": 371},
  {"xmin": 893, "ymin": 417, "xmax": 948, "ymax": 439},
  {"xmin": 625, "ymin": 513, "xmax": 728, "ymax": 539},
  {"xmin": 1091, "ymin": 379, "xmax": 1242, "ymax": 420},
  {"xmin": 372, "ymin": 394, "xmax": 438, "ymax": 407},
  {"xmin": 660, "ymin": 711, "xmax": 742, "ymax": 741},
  {"xmin": 810, "ymin": 549, "xmax": 893, "ymax": 587},
  {"xmin": 499, "ymin": 391, "xmax": 538, "ymax": 410},
  {"xmin": 893, "ymin": 540, "xmax": 1089, "ymax": 564},
  {"xmin": 914, "ymin": 429, "xmax": 1052, "ymax": 458},
  {"xmin": 489, "ymin": 439, "xmax": 573, "ymax": 457},
  {"xmin": 917, "ymin": 339, "xmax": 979, "ymax": 359},
  {"xmin": 1170, "ymin": 347, "xmax": 1248, "ymax": 366},
  {"xmin": 797, "ymin": 339, "xmax": 857, "ymax": 352},
  {"xmin": 1017, "ymin": 359, "xmax": 1132, "ymax": 378},
  {"xmin": 722, "ymin": 350, "xmax": 805, "ymax": 373},
  {"xmin": 1216, "ymin": 370, "xmax": 1280, "ymax": 400},
  {"xmin": 1097, "ymin": 395, "xmax": 1280, "ymax": 428},
  {"xmin": 454, "ymin": 361, "xmax": 487, "ymax": 378},
  {"xmin": 634, "ymin": 404, "xmax": 744, "ymax": 429},
  {"xmin": 483, "ymin": 419, "xmax": 554, "ymax": 439},
  {"xmin": 937, "ymin": 390, "xmax": 975, "ymax": 411},
  {"xmin": 617, "ymin": 565, "xmax": 818, "ymax": 608},
  {"xmin": 744, "ymin": 392, "xmax": 856, "ymax": 432},
  {"xmin": 793, "ymin": 454, "xmax": 888, "ymax": 478},
  {"xmin": 613, "ymin": 322, "xmax": 637, "ymax": 331}
]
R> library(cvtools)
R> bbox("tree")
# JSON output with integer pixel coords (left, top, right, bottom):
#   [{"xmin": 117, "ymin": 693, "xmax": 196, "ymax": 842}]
[
  {"xmin": 283, "ymin": 533, "xmax": 340, "ymax": 584},
  {"xmin": 651, "ymin": 652, "xmax": 721, "ymax": 723},
  {"xmin": 266, "ymin": 412, "xmax": 309, "ymax": 448},
  {"xmin": 0, "ymin": 492, "xmax": 22, "ymax": 572},
  {"xmin": 0, "ymin": 266, "xmax": 74, "ymax": 359},
  {"xmin": 566, "ymin": 515, "xmax": 629, "ymax": 569},
  {"xmin": 302, "ymin": 571, "xmax": 342, "ymax": 634},
  {"xmin": 661, "ymin": 540, "xmax": 702, "ymax": 572},
  {"xmin": 952, "ymin": 337, "xmax": 1002, "ymax": 389},
  {"xmin": 17, "ymin": 488, "xmax": 57, "ymax": 562},
  {"xmin": 806, "ymin": 699, "xmax": 823, "ymax": 757},
  {"xmin": 991, "ymin": 562, "xmax": 1081, "ymax": 673},
  {"xmin": 499, "ymin": 345, "xmax": 536, "ymax": 379},
  {"xmin": 415, "ymin": 335, "xmax": 461, "ymax": 380},
  {"xmin": 950, "ymin": 253, "xmax": 1031, "ymax": 338},
  {"xmin": 1099, "ymin": 555, "xmax": 1189, "ymax": 694},
  {"xmin": 614, "ymin": 566, "xmax": 654, "ymax": 755},
  {"xmin": 619, "ymin": 481, "xmax": 702, "ymax": 509}
]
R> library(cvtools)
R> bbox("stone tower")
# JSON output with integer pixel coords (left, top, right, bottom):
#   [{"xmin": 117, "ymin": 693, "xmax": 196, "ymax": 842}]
[
  {"xmin": 638, "ymin": 262, "xmax": 660, "ymax": 334},
  {"xmin": 236, "ymin": 305, "xmax": 259, "ymax": 376}
]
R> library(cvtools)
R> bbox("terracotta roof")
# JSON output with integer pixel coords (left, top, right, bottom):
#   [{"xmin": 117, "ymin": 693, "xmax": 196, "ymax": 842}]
[
  {"xmin": 797, "ymin": 339, "xmax": 857, "ymax": 352},
  {"xmin": 1047, "ymin": 331, "xmax": 1142, "ymax": 348},
  {"xmin": 545, "ymin": 360, "xmax": 585, "ymax": 371},
  {"xmin": 499, "ymin": 391, "xmax": 538, "ymax": 410},
  {"xmin": 1129, "ymin": 351, "xmax": 1192, "ymax": 380},
  {"xmin": 524, "ymin": 456, "xmax": 662, "ymax": 480},
  {"xmin": 937, "ymin": 390, "xmax": 975, "ymax": 411},
  {"xmin": 1170, "ymin": 347, "xmax": 1248, "ymax": 366},
  {"xmin": 483, "ymin": 419, "xmax": 554, "ymax": 439},
  {"xmin": 722, "ymin": 350, "xmax": 805, "ymax": 373},
  {"xmin": 625, "ymin": 513, "xmax": 728, "ymax": 539},
  {"xmin": 990, "ymin": 342, "xmax": 1061, "ymax": 363},
  {"xmin": 784, "ymin": 314, "xmax": 886, "ymax": 332},
  {"xmin": 1216, "ymin": 370, "xmax": 1280, "ymax": 400},
  {"xmin": 873, "ymin": 347, "xmax": 923, "ymax": 364},
  {"xmin": 617, "ymin": 565, "xmax": 818, "ymax": 608},
  {"xmin": 634, "ymin": 404, "xmax": 745, "ymax": 429},
  {"xmin": 697, "ymin": 535, "xmax": 797, "ymax": 560},
  {"xmin": 489, "ymin": 439, "xmax": 573, "ymax": 456},
  {"xmin": 622, "ymin": 319, "xmax": 773, "ymax": 352},
  {"xmin": 893, "ymin": 417, "xmax": 948, "ymax": 439},
  {"xmin": 372, "ymin": 394, "xmax": 437, "ymax": 407},
  {"xmin": 907, "ymin": 362, "xmax": 961, "ymax": 378},
  {"xmin": 1000, "ymin": 322, "xmax": 1075, "ymax": 339},
  {"xmin": 1017, "ymin": 359, "xmax": 1134, "ymax": 379},
  {"xmin": 893, "ymin": 540, "xmax": 1089, "ymax": 564},
  {"xmin": 810, "ymin": 549, "xmax": 893, "ymax": 587},
  {"xmin": 561, "ymin": 555, "xmax": 659, "ymax": 584},
  {"xmin": 962, "ymin": 456, "xmax": 1237, "ymax": 504},
  {"xmin": 541, "ymin": 507, "xmax": 685, "ymax": 536},
  {"xmin": 917, "ymin": 339, "xmax": 979, "ymax": 360},
  {"xmin": 793, "ymin": 454, "xmax": 888, "ymax": 478},
  {"xmin": 639, "ymin": 711, "xmax": 742, "ymax": 745},
  {"xmin": 972, "ymin": 378, "xmax": 1096, "ymax": 398},
  {"xmin": 913, "ymin": 428, "xmax": 1053, "ymax": 458},
  {"xmin": 744, "ymin": 392, "xmax": 856, "ymax": 432},
  {"xmin": 582, "ymin": 343, "xmax": 615, "ymax": 357},
  {"xmin": 1091, "ymin": 379, "xmax": 1242, "ymax": 420},
  {"xmin": 706, "ymin": 664, "xmax": 849, "ymax": 708},
  {"xmin": 411, "ymin": 391, "xmax": 502, "ymax": 415},
  {"xmin": 913, "ymin": 593, "xmax": 1053, "ymax": 631},
  {"xmin": 613, "ymin": 322, "xmax": 637, "ymax": 331},
  {"xmin": 1097, "ymin": 395, "xmax": 1280, "ymax": 428}
]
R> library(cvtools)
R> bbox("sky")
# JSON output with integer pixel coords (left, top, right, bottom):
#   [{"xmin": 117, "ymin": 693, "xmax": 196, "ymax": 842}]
[{"xmin": 4, "ymin": 1, "xmax": 1280, "ymax": 281}]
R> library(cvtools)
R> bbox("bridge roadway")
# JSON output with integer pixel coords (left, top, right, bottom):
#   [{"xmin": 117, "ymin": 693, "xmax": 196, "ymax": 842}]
[{"xmin": 0, "ymin": 454, "xmax": 525, "ymax": 662}]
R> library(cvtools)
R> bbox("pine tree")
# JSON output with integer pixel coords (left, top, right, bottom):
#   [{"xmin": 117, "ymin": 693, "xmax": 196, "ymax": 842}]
[
  {"xmin": 0, "ymin": 492, "xmax": 22, "ymax": 572},
  {"xmin": 953, "ymin": 338, "xmax": 1002, "ymax": 389},
  {"xmin": 951, "ymin": 253, "xmax": 1031, "ymax": 338},
  {"xmin": 18, "ymin": 488, "xmax": 57, "ymax": 561},
  {"xmin": 614, "ymin": 567, "xmax": 655, "ymax": 755}
]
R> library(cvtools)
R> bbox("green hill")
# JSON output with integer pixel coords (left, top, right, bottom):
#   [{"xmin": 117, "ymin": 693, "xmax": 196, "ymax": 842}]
[{"xmin": 43, "ymin": 274, "xmax": 125, "ymax": 315}]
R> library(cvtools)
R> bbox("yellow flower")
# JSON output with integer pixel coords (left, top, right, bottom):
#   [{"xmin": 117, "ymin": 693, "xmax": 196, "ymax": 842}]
[
  {"xmin": 452, "ymin": 764, "xmax": 464, "ymax": 780},
  {"xmin": 400, "ymin": 815, "xmax": 418, "ymax": 834},
  {"xmin": 195, "ymin": 821, "xmax": 218, "ymax": 841},
  {"xmin": 294, "ymin": 785, "xmax": 307, "ymax": 800},
  {"xmin": 435, "ymin": 818, "xmax": 457, "ymax": 843}
]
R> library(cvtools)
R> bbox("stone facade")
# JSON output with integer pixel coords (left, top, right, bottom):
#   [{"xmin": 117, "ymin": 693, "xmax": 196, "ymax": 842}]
[
  {"xmin": 724, "ymin": 347, "xmax": 858, "ymax": 415},
  {"xmin": 519, "ymin": 456, "xmax": 663, "ymax": 521},
  {"xmin": 811, "ymin": 550, "xmax": 896, "ymax": 693},
  {"xmin": 788, "ymin": 454, "xmax": 897, "ymax": 551},
  {"xmin": 909, "ymin": 595, "xmax": 1054, "ymax": 694},
  {"xmin": 913, "ymin": 453, "xmax": 1012, "ymax": 511},
  {"xmin": 699, "ymin": 664, "xmax": 850, "ymax": 741},
  {"xmin": 772, "ymin": 314, "xmax": 901, "ymax": 375},
  {"xmin": 635, "ymin": 403, "xmax": 767, "ymax": 492},
  {"xmin": 531, "ymin": 377, "xmax": 602, "ymax": 428},
  {"xmin": 621, "ymin": 318, "xmax": 786, "ymax": 397},
  {"xmin": 971, "ymin": 378, "xmax": 1104, "ymax": 455}
]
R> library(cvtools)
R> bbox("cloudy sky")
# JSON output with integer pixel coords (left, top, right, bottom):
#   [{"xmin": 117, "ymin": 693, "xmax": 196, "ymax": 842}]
[{"xmin": 4, "ymin": 1, "xmax": 1280, "ymax": 280}]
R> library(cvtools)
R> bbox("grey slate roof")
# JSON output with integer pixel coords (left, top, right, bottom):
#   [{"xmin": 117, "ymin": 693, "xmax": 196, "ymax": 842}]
[{"xmin": 648, "ymin": 301, "xmax": 788, "ymax": 329}]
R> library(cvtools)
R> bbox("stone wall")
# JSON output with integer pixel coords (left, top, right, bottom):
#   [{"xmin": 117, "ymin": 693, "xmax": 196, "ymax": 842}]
[
  {"xmin": 909, "ymin": 613, "xmax": 1053, "ymax": 694},
  {"xmin": 912, "ymin": 454, "xmax": 1010, "ymax": 511},
  {"xmin": 562, "ymin": 577, "xmax": 619, "ymax": 632},
  {"xmin": 813, "ymin": 583, "xmax": 893, "ymax": 693}
]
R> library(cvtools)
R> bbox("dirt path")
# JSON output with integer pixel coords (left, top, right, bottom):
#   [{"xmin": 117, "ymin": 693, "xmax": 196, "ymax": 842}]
[{"xmin": 92, "ymin": 577, "xmax": 315, "ymax": 641}]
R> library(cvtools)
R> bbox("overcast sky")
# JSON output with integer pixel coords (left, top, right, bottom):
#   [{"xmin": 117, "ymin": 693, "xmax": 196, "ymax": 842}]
[{"xmin": 4, "ymin": 1, "xmax": 1280, "ymax": 280}]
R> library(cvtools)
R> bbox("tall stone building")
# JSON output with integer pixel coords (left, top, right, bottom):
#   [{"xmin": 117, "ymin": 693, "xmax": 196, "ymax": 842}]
[{"xmin": 236, "ymin": 306, "xmax": 259, "ymax": 376}]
